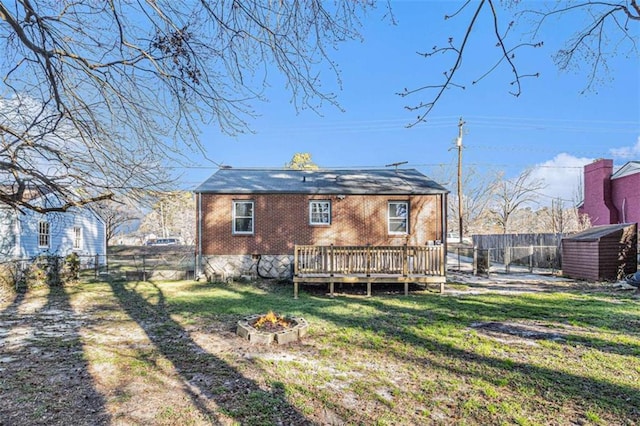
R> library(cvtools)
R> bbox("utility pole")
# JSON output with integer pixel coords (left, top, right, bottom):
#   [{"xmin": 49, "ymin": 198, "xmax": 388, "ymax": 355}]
[{"xmin": 457, "ymin": 117, "xmax": 465, "ymax": 244}]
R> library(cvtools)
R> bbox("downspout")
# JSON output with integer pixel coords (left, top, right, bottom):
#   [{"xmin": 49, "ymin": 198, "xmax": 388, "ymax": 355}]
[
  {"xmin": 441, "ymin": 193, "xmax": 447, "ymax": 278},
  {"xmin": 197, "ymin": 192, "xmax": 203, "ymax": 279},
  {"xmin": 442, "ymin": 193, "xmax": 447, "ymax": 245}
]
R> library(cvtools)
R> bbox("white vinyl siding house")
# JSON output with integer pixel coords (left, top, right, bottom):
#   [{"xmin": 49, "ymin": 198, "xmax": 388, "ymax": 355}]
[
  {"xmin": 0, "ymin": 207, "xmax": 19, "ymax": 259},
  {"xmin": 0, "ymin": 192, "xmax": 106, "ymax": 261}
]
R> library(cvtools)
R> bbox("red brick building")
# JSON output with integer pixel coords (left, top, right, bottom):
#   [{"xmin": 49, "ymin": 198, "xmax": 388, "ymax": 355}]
[
  {"xmin": 579, "ymin": 159, "xmax": 640, "ymax": 226},
  {"xmin": 194, "ymin": 168, "xmax": 448, "ymax": 280}
]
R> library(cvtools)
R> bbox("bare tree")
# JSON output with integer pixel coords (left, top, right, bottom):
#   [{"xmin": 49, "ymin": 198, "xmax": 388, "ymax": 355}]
[
  {"xmin": 489, "ymin": 168, "xmax": 546, "ymax": 234},
  {"xmin": 533, "ymin": 198, "xmax": 593, "ymax": 235},
  {"xmin": 93, "ymin": 199, "xmax": 141, "ymax": 246},
  {"xmin": 398, "ymin": 1, "xmax": 639, "ymax": 123},
  {"xmin": 432, "ymin": 164, "xmax": 499, "ymax": 235},
  {"xmin": 139, "ymin": 191, "xmax": 195, "ymax": 244},
  {"xmin": 0, "ymin": 1, "xmax": 376, "ymax": 213}
]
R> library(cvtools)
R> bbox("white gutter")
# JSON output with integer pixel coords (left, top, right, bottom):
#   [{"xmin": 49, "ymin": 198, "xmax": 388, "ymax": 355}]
[{"xmin": 197, "ymin": 192, "xmax": 202, "ymax": 278}]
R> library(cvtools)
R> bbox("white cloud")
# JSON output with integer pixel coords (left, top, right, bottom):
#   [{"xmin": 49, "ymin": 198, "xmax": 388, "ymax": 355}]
[
  {"xmin": 530, "ymin": 153, "xmax": 593, "ymax": 206},
  {"xmin": 610, "ymin": 137, "xmax": 640, "ymax": 160}
]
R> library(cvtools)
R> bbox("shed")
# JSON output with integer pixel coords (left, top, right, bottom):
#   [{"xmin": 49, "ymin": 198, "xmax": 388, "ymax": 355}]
[{"xmin": 561, "ymin": 223, "xmax": 637, "ymax": 281}]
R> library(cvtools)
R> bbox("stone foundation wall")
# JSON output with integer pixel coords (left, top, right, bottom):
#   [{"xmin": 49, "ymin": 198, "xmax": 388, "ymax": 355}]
[{"xmin": 202, "ymin": 254, "xmax": 293, "ymax": 281}]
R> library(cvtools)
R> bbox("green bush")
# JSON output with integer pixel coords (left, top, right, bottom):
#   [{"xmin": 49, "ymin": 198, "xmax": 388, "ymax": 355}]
[
  {"xmin": 63, "ymin": 253, "xmax": 80, "ymax": 282},
  {"xmin": 26, "ymin": 254, "xmax": 62, "ymax": 287},
  {"xmin": 0, "ymin": 263, "xmax": 18, "ymax": 293},
  {"xmin": 2, "ymin": 254, "xmax": 83, "ymax": 292}
]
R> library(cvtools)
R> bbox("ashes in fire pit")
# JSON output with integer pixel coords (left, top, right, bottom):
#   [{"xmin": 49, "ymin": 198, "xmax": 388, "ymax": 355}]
[{"xmin": 237, "ymin": 311, "xmax": 308, "ymax": 345}]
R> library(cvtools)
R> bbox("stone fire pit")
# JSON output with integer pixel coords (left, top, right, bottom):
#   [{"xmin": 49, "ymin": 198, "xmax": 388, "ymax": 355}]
[{"xmin": 236, "ymin": 313, "xmax": 309, "ymax": 345}]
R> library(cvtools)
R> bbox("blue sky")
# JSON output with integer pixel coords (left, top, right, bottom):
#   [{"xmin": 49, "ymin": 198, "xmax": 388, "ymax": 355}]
[{"xmin": 179, "ymin": 1, "xmax": 639, "ymax": 206}]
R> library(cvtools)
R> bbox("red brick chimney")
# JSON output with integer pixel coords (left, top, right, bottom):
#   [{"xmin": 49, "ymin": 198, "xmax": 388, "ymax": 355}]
[{"xmin": 580, "ymin": 159, "xmax": 619, "ymax": 225}]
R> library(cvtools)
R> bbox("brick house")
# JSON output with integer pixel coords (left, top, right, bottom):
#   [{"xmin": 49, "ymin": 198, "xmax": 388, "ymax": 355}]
[
  {"xmin": 194, "ymin": 168, "xmax": 449, "ymax": 280},
  {"xmin": 579, "ymin": 159, "xmax": 640, "ymax": 225}
]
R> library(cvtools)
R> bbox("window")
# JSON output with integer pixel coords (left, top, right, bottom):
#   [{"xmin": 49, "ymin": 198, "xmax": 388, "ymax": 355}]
[
  {"xmin": 38, "ymin": 221, "xmax": 50, "ymax": 248},
  {"xmin": 73, "ymin": 226, "xmax": 82, "ymax": 249},
  {"xmin": 388, "ymin": 201, "xmax": 408, "ymax": 234},
  {"xmin": 233, "ymin": 201, "xmax": 254, "ymax": 234},
  {"xmin": 309, "ymin": 200, "xmax": 331, "ymax": 225}
]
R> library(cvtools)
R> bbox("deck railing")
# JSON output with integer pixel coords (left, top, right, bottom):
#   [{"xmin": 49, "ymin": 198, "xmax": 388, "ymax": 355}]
[{"xmin": 294, "ymin": 244, "xmax": 445, "ymax": 277}]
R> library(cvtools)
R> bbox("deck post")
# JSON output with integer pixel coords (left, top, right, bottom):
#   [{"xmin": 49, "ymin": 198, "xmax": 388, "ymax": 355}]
[
  {"xmin": 329, "ymin": 244, "xmax": 334, "ymax": 276},
  {"xmin": 293, "ymin": 246, "xmax": 299, "ymax": 298},
  {"xmin": 404, "ymin": 281, "xmax": 409, "ymax": 296},
  {"xmin": 402, "ymin": 244, "xmax": 408, "ymax": 277},
  {"xmin": 367, "ymin": 280, "xmax": 371, "ymax": 297},
  {"xmin": 329, "ymin": 280, "xmax": 334, "ymax": 297}
]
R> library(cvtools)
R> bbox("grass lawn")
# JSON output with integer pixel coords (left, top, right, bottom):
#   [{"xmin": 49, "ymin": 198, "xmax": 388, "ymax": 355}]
[{"xmin": 1, "ymin": 278, "xmax": 639, "ymax": 425}]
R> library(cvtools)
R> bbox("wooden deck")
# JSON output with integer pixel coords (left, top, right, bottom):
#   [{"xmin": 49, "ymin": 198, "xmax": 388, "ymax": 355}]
[{"xmin": 293, "ymin": 245, "xmax": 446, "ymax": 298}]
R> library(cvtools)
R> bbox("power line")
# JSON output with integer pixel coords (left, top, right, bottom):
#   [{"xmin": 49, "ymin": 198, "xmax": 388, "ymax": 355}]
[{"xmin": 218, "ymin": 114, "xmax": 637, "ymax": 135}]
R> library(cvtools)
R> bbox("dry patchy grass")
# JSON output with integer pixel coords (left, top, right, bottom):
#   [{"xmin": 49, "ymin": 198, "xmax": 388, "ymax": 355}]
[{"xmin": 1, "ymin": 278, "xmax": 639, "ymax": 425}]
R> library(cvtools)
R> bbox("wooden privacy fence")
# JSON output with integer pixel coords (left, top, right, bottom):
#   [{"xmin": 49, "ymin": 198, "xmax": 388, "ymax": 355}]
[{"xmin": 293, "ymin": 245, "xmax": 446, "ymax": 298}]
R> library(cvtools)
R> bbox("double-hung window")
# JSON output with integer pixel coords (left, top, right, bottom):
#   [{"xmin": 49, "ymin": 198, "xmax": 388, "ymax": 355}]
[
  {"xmin": 73, "ymin": 226, "xmax": 82, "ymax": 249},
  {"xmin": 38, "ymin": 221, "xmax": 50, "ymax": 248},
  {"xmin": 388, "ymin": 201, "xmax": 408, "ymax": 234},
  {"xmin": 309, "ymin": 200, "xmax": 331, "ymax": 225},
  {"xmin": 233, "ymin": 201, "xmax": 254, "ymax": 234}
]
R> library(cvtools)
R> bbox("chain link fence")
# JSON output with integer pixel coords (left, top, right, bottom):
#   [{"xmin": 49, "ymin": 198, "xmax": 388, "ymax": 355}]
[
  {"xmin": 448, "ymin": 245, "xmax": 561, "ymax": 276},
  {"xmin": 1, "ymin": 250, "xmax": 197, "ymax": 292},
  {"xmin": 93, "ymin": 253, "xmax": 196, "ymax": 281}
]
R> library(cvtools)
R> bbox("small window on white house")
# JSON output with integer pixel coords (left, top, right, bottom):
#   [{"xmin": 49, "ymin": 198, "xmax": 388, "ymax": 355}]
[
  {"xmin": 309, "ymin": 200, "xmax": 331, "ymax": 225},
  {"xmin": 73, "ymin": 226, "xmax": 82, "ymax": 249},
  {"xmin": 233, "ymin": 201, "xmax": 254, "ymax": 234},
  {"xmin": 388, "ymin": 201, "xmax": 408, "ymax": 234},
  {"xmin": 38, "ymin": 221, "xmax": 50, "ymax": 248}
]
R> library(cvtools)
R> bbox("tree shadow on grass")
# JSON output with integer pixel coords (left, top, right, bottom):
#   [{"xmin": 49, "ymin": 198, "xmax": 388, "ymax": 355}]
[
  {"xmin": 301, "ymin": 283, "xmax": 640, "ymax": 357},
  {"xmin": 299, "ymin": 293, "xmax": 640, "ymax": 421},
  {"xmin": 0, "ymin": 285, "xmax": 110, "ymax": 425},
  {"xmin": 147, "ymin": 280, "xmax": 640, "ymax": 423},
  {"xmin": 108, "ymin": 279, "xmax": 315, "ymax": 425}
]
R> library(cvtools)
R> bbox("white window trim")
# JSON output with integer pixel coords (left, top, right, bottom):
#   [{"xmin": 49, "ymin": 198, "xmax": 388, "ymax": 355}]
[
  {"xmin": 309, "ymin": 200, "xmax": 331, "ymax": 225},
  {"xmin": 232, "ymin": 200, "xmax": 254, "ymax": 235},
  {"xmin": 388, "ymin": 201, "xmax": 409, "ymax": 235},
  {"xmin": 38, "ymin": 221, "xmax": 50, "ymax": 248},
  {"xmin": 73, "ymin": 226, "xmax": 82, "ymax": 249}
]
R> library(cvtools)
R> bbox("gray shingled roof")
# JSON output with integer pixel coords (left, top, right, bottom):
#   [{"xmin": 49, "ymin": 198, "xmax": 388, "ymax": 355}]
[
  {"xmin": 194, "ymin": 168, "xmax": 449, "ymax": 195},
  {"xmin": 612, "ymin": 161, "xmax": 640, "ymax": 180}
]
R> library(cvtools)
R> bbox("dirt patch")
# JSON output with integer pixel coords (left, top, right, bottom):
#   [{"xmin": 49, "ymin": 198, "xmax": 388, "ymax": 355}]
[
  {"xmin": 470, "ymin": 321, "xmax": 572, "ymax": 346},
  {"xmin": 0, "ymin": 287, "xmax": 110, "ymax": 425},
  {"xmin": 0, "ymin": 284, "xmax": 315, "ymax": 426},
  {"xmin": 2, "ymin": 278, "xmax": 639, "ymax": 425},
  {"xmin": 446, "ymin": 270, "xmax": 637, "ymax": 295}
]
